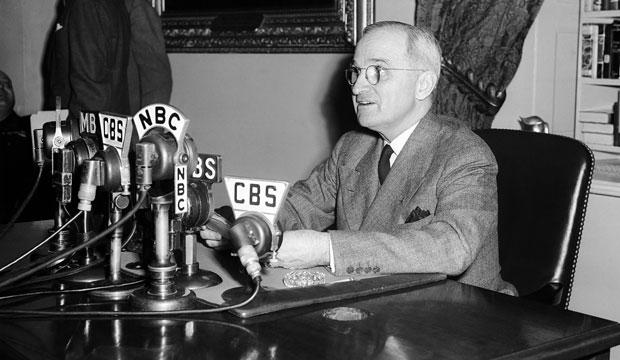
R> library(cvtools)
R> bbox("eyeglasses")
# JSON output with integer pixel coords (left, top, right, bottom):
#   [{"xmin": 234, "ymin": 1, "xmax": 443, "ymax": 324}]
[{"xmin": 344, "ymin": 65, "xmax": 426, "ymax": 86}]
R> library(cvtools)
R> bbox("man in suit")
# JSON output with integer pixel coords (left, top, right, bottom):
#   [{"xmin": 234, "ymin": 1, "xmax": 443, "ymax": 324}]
[
  {"xmin": 45, "ymin": 0, "xmax": 131, "ymax": 123},
  {"xmin": 204, "ymin": 21, "xmax": 515, "ymax": 294}
]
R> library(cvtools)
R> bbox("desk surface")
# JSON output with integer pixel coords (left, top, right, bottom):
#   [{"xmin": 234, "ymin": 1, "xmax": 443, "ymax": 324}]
[
  {"xmin": 1, "ymin": 222, "xmax": 620, "ymax": 359},
  {"xmin": 1, "ymin": 280, "xmax": 619, "ymax": 359}
]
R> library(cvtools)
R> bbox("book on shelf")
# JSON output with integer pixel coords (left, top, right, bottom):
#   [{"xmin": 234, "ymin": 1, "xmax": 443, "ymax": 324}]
[
  {"xmin": 579, "ymin": 109, "xmax": 613, "ymax": 123},
  {"xmin": 581, "ymin": 22, "xmax": 620, "ymax": 79},
  {"xmin": 610, "ymin": 21, "xmax": 620, "ymax": 78},
  {"xmin": 594, "ymin": 0, "xmax": 602, "ymax": 11},
  {"xmin": 604, "ymin": 23, "xmax": 613, "ymax": 77},
  {"xmin": 598, "ymin": 24, "xmax": 606, "ymax": 78},
  {"xmin": 582, "ymin": 105, "xmax": 618, "ymax": 147},
  {"xmin": 579, "ymin": 96, "xmax": 620, "ymax": 146},
  {"xmin": 582, "ymin": 24, "xmax": 597, "ymax": 78},
  {"xmin": 581, "ymin": 122, "xmax": 615, "ymax": 133},
  {"xmin": 592, "ymin": 0, "xmax": 603, "ymax": 11},
  {"xmin": 594, "ymin": 158, "xmax": 620, "ymax": 182},
  {"xmin": 583, "ymin": 131, "xmax": 615, "ymax": 145},
  {"xmin": 609, "ymin": 97, "xmax": 620, "ymax": 146},
  {"xmin": 586, "ymin": 0, "xmax": 620, "ymax": 11}
]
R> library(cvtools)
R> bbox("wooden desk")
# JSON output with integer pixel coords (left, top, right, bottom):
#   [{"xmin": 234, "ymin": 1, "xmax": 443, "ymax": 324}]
[
  {"xmin": 0, "ymin": 280, "xmax": 619, "ymax": 359},
  {"xmin": 1, "ymin": 222, "xmax": 620, "ymax": 359}
]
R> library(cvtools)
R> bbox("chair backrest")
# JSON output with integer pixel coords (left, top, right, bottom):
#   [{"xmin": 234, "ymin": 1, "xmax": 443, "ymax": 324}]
[{"xmin": 474, "ymin": 129, "xmax": 594, "ymax": 309}]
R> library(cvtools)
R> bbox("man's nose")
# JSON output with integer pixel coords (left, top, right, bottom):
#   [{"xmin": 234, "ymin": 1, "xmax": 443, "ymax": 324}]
[{"xmin": 351, "ymin": 72, "xmax": 370, "ymax": 95}]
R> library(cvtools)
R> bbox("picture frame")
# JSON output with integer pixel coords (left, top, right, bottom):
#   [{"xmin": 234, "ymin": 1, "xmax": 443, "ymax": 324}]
[{"xmin": 160, "ymin": 0, "xmax": 375, "ymax": 53}]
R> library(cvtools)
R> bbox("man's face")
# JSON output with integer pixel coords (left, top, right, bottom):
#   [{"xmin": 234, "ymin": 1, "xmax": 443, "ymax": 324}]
[
  {"xmin": 0, "ymin": 72, "xmax": 15, "ymax": 120},
  {"xmin": 350, "ymin": 29, "xmax": 421, "ymax": 140}
]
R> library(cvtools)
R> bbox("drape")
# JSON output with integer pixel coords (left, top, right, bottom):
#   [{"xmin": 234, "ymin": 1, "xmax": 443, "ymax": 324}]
[{"xmin": 416, "ymin": 0, "xmax": 544, "ymax": 129}]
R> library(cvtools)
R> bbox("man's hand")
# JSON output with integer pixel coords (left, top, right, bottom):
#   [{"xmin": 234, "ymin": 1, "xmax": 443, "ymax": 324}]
[
  {"xmin": 198, "ymin": 211, "xmax": 234, "ymax": 250},
  {"xmin": 268, "ymin": 230, "xmax": 330, "ymax": 269},
  {"xmin": 198, "ymin": 226, "xmax": 230, "ymax": 250}
]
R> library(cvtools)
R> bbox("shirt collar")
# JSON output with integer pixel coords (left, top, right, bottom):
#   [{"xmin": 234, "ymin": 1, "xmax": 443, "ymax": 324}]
[{"xmin": 382, "ymin": 121, "xmax": 420, "ymax": 157}]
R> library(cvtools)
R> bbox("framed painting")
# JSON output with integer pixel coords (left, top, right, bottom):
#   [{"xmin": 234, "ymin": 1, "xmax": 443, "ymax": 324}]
[{"xmin": 158, "ymin": 0, "xmax": 375, "ymax": 53}]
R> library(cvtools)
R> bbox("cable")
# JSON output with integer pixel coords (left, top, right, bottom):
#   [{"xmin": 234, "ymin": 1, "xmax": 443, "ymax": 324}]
[
  {"xmin": 2, "ymin": 207, "xmax": 136, "ymax": 288},
  {"xmin": 0, "ymin": 278, "xmax": 262, "ymax": 317},
  {"xmin": 7, "ymin": 216, "xmax": 137, "ymax": 286},
  {"xmin": 0, "ymin": 164, "xmax": 45, "ymax": 241},
  {"xmin": 0, "ymin": 210, "xmax": 84, "ymax": 273},
  {"xmin": 0, "ymin": 279, "xmax": 145, "ymax": 301},
  {"xmin": 0, "ymin": 191, "xmax": 149, "ymax": 291},
  {"xmin": 63, "ymin": 205, "xmax": 81, "ymax": 232},
  {"xmin": 2, "ymin": 257, "xmax": 106, "ymax": 291},
  {"xmin": 120, "ymin": 216, "xmax": 138, "ymax": 249},
  {"xmin": 4, "ymin": 211, "xmax": 136, "ymax": 281}
]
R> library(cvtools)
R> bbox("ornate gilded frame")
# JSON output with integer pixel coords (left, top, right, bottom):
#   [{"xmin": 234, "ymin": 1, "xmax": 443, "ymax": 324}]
[{"xmin": 161, "ymin": 0, "xmax": 374, "ymax": 53}]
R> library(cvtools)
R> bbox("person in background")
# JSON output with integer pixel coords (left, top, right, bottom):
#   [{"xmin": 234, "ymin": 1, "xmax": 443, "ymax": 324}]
[
  {"xmin": 124, "ymin": 0, "xmax": 173, "ymax": 114},
  {"xmin": 201, "ymin": 21, "xmax": 516, "ymax": 295},
  {"xmin": 44, "ymin": 0, "xmax": 172, "ymax": 123},
  {"xmin": 44, "ymin": 0, "xmax": 131, "ymax": 124},
  {"xmin": 0, "ymin": 71, "xmax": 53, "ymax": 223},
  {"xmin": 0, "ymin": 71, "xmax": 23, "ymax": 131}
]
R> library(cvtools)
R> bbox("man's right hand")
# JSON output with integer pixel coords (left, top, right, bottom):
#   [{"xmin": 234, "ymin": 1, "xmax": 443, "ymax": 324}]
[
  {"xmin": 198, "ymin": 210, "xmax": 234, "ymax": 250},
  {"xmin": 200, "ymin": 226, "xmax": 224, "ymax": 248}
]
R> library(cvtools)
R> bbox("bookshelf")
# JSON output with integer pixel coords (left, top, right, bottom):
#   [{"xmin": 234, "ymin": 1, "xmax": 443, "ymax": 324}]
[{"xmin": 577, "ymin": 1, "xmax": 620, "ymax": 196}]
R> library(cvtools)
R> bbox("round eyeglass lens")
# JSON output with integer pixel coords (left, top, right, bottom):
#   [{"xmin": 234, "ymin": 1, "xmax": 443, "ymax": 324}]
[
  {"xmin": 366, "ymin": 65, "xmax": 380, "ymax": 85},
  {"xmin": 345, "ymin": 68, "xmax": 359, "ymax": 85}
]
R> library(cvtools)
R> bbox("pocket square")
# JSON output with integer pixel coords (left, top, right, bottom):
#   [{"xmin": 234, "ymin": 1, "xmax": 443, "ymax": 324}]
[{"xmin": 405, "ymin": 206, "xmax": 431, "ymax": 223}]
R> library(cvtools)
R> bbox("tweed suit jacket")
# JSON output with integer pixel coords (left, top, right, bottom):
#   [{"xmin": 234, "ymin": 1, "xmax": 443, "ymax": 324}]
[{"xmin": 278, "ymin": 112, "xmax": 516, "ymax": 294}]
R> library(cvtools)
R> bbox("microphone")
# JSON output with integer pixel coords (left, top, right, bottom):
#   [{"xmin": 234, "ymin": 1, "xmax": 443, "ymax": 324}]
[
  {"xmin": 228, "ymin": 212, "xmax": 282, "ymax": 282},
  {"xmin": 33, "ymin": 129, "xmax": 46, "ymax": 167},
  {"xmin": 129, "ymin": 104, "xmax": 202, "ymax": 311},
  {"xmin": 77, "ymin": 159, "xmax": 105, "ymax": 212},
  {"xmin": 229, "ymin": 217, "xmax": 264, "ymax": 282}
]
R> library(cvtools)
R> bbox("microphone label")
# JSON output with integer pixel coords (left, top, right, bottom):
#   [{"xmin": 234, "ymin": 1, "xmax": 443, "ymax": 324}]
[
  {"xmin": 133, "ymin": 104, "xmax": 190, "ymax": 146},
  {"xmin": 79, "ymin": 111, "xmax": 101, "ymax": 138},
  {"xmin": 192, "ymin": 153, "xmax": 222, "ymax": 183},
  {"xmin": 175, "ymin": 165, "xmax": 188, "ymax": 214},
  {"xmin": 98, "ymin": 111, "xmax": 134, "ymax": 187},
  {"xmin": 224, "ymin": 176, "xmax": 289, "ymax": 225},
  {"xmin": 99, "ymin": 113, "xmax": 127, "ymax": 149}
]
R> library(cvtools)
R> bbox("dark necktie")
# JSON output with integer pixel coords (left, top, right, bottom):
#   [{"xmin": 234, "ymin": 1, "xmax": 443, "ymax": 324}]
[{"xmin": 378, "ymin": 145, "xmax": 394, "ymax": 185}]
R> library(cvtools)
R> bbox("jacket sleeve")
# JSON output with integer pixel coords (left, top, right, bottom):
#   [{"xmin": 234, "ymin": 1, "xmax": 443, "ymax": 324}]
[
  {"xmin": 277, "ymin": 133, "xmax": 351, "ymax": 232},
  {"xmin": 125, "ymin": 0, "xmax": 172, "ymax": 111},
  {"xmin": 65, "ymin": 0, "xmax": 130, "ymax": 118}
]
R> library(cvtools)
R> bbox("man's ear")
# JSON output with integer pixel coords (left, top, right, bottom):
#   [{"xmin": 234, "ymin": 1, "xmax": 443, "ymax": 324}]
[{"xmin": 415, "ymin": 71, "xmax": 438, "ymax": 101}]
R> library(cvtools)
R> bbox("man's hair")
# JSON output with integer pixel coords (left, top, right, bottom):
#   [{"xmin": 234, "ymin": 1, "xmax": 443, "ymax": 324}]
[{"xmin": 362, "ymin": 21, "xmax": 442, "ymax": 80}]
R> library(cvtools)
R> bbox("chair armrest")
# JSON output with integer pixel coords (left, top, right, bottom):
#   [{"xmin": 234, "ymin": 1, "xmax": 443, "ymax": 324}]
[{"xmin": 521, "ymin": 283, "xmax": 563, "ymax": 307}]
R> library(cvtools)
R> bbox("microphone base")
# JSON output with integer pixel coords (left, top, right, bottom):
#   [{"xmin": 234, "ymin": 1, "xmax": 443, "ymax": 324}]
[
  {"xmin": 128, "ymin": 287, "xmax": 197, "ymax": 311},
  {"xmin": 175, "ymin": 268, "xmax": 222, "ymax": 290},
  {"xmin": 57, "ymin": 264, "xmax": 107, "ymax": 288},
  {"xmin": 87, "ymin": 271, "xmax": 145, "ymax": 301}
]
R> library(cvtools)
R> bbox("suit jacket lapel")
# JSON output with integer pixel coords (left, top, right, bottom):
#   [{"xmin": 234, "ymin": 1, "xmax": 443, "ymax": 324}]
[
  {"xmin": 342, "ymin": 137, "xmax": 383, "ymax": 230},
  {"xmin": 360, "ymin": 114, "xmax": 441, "ymax": 230}
]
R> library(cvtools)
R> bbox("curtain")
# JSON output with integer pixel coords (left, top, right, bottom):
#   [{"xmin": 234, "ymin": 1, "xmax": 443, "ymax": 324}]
[{"xmin": 416, "ymin": 0, "xmax": 544, "ymax": 129}]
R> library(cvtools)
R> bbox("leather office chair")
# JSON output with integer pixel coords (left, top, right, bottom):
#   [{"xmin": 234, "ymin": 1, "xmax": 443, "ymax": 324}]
[{"xmin": 474, "ymin": 129, "xmax": 594, "ymax": 309}]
